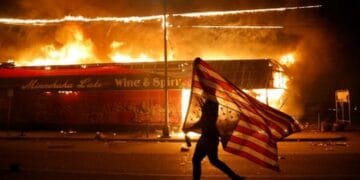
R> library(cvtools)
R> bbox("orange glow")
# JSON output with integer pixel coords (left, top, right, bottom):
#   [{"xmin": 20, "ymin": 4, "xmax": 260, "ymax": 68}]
[
  {"xmin": 0, "ymin": 15, "xmax": 162, "ymax": 26},
  {"xmin": 15, "ymin": 27, "xmax": 160, "ymax": 66},
  {"xmin": 109, "ymin": 41, "xmax": 157, "ymax": 63},
  {"xmin": 173, "ymin": 5, "xmax": 322, "ymax": 17},
  {"xmin": 0, "ymin": 5, "xmax": 321, "ymax": 26},
  {"xmin": 273, "ymin": 71, "xmax": 289, "ymax": 89},
  {"xmin": 245, "ymin": 89, "xmax": 285, "ymax": 108},
  {"xmin": 17, "ymin": 26, "xmax": 96, "ymax": 66},
  {"xmin": 58, "ymin": 90, "xmax": 79, "ymax": 95},
  {"xmin": 181, "ymin": 88, "xmax": 191, "ymax": 121},
  {"xmin": 172, "ymin": 88, "xmax": 200, "ymax": 139},
  {"xmin": 280, "ymin": 53, "xmax": 295, "ymax": 67}
]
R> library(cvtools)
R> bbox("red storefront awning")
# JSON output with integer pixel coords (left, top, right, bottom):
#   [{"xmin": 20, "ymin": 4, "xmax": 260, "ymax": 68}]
[
  {"xmin": 0, "ymin": 65, "xmax": 140, "ymax": 78},
  {"xmin": 0, "ymin": 65, "xmax": 186, "ymax": 90}
]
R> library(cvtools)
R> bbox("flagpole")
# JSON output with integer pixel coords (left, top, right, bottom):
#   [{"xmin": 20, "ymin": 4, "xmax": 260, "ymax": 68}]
[{"xmin": 161, "ymin": 0, "xmax": 170, "ymax": 138}]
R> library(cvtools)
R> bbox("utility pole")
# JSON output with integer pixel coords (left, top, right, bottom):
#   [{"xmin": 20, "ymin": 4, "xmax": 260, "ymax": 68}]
[{"xmin": 161, "ymin": 0, "xmax": 170, "ymax": 138}]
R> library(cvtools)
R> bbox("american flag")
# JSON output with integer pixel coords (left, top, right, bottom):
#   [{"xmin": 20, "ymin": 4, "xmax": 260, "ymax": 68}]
[{"xmin": 183, "ymin": 58, "xmax": 301, "ymax": 171}]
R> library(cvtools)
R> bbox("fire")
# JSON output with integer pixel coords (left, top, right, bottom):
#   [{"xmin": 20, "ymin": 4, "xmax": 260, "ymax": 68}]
[
  {"xmin": 109, "ymin": 41, "xmax": 157, "ymax": 63},
  {"xmin": 244, "ymin": 53, "xmax": 296, "ymax": 108},
  {"xmin": 280, "ymin": 53, "xmax": 295, "ymax": 67},
  {"xmin": 0, "ymin": 5, "xmax": 321, "ymax": 26},
  {"xmin": 0, "ymin": 15, "xmax": 162, "ymax": 26},
  {"xmin": 245, "ymin": 89, "xmax": 286, "ymax": 108},
  {"xmin": 172, "ymin": 5, "xmax": 321, "ymax": 17},
  {"xmin": 273, "ymin": 71, "xmax": 289, "ymax": 89},
  {"xmin": 181, "ymin": 88, "xmax": 191, "ymax": 121},
  {"xmin": 17, "ymin": 26, "xmax": 96, "ymax": 66},
  {"xmin": 14, "ymin": 26, "xmax": 160, "ymax": 66},
  {"xmin": 187, "ymin": 25, "xmax": 283, "ymax": 29}
]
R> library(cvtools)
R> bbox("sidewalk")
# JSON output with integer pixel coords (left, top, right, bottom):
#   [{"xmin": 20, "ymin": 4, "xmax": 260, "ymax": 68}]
[{"xmin": 0, "ymin": 129, "xmax": 347, "ymax": 142}]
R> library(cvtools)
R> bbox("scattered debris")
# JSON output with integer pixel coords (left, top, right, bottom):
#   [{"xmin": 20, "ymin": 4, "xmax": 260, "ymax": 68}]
[
  {"xmin": 94, "ymin": 131, "xmax": 107, "ymax": 141},
  {"xmin": 278, "ymin": 156, "xmax": 285, "ymax": 160},
  {"xmin": 312, "ymin": 141, "xmax": 350, "ymax": 151},
  {"xmin": 335, "ymin": 142, "xmax": 349, "ymax": 146},
  {"xmin": 180, "ymin": 144, "xmax": 190, "ymax": 152},
  {"xmin": 68, "ymin": 130, "xmax": 77, "ymax": 134}
]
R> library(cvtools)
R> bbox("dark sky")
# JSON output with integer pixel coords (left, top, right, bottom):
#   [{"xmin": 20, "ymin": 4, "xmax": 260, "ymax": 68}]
[{"xmin": 0, "ymin": 0, "xmax": 359, "ymax": 112}]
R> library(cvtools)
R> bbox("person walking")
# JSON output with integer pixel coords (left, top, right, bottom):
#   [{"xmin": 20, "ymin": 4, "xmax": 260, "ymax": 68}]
[{"xmin": 191, "ymin": 99, "xmax": 245, "ymax": 180}]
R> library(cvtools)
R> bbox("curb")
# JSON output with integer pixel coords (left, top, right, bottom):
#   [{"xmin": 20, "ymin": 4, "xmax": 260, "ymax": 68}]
[{"xmin": 0, "ymin": 134, "xmax": 347, "ymax": 142}]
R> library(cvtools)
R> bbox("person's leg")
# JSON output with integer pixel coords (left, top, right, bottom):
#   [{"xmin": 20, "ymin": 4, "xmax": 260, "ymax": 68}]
[
  {"xmin": 207, "ymin": 146, "xmax": 244, "ymax": 179},
  {"xmin": 192, "ymin": 141, "xmax": 207, "ymax": 180}
]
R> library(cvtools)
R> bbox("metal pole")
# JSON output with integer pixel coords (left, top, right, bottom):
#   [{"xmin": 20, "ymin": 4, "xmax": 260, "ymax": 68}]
[
  {"xmin": 7, "ymin": 89, "xmax": 14, "ymax": 136},
  {"xmin": 348, "ymin": 93, "xmax": 351, "ymax": 126},
  {"xmin": 161, "ymin": 0, "xmax": 170, "ymax": 138},
  {"xmin": 265, "ymin": 88, "xmax": 269, "ymax": 105}
]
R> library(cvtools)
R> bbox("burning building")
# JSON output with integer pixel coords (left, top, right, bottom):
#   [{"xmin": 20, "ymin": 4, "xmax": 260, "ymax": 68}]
[
  {"xmin": 0, "ymin": 2, "xmax": 319, "ymax": 132},
  {"xmin": 0, "ymin": 59, "xmax": 288, "ymax": 131}
]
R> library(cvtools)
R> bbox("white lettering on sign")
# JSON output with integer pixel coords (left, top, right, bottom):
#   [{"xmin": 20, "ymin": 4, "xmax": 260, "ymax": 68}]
[
  {"xmin": 152, "ymin": 77, "xmax": 182, "ymax": 88},
  {"xmin": 114, "ymin": 78, "xmax": 141, "ymax": 88},
  {"xmin": 76, "ymin": 78, "xmax": 102, "ymax": 88},
  {"xmin": 21, "ymin": 80, "xmax": 74, "ymax": 90},
  {"xmin": 114, "ymin": 77, "xmax": 183, "ymax": 89}
]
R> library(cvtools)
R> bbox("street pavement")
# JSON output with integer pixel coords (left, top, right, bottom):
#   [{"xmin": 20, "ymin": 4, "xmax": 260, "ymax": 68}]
[
  {"xmin": 0, "ymin": 125, "xmax": 359, "ymax": 179},
  {"xmin": 0, "ymin": 128, "xmax": 348, "ymax": 142}
]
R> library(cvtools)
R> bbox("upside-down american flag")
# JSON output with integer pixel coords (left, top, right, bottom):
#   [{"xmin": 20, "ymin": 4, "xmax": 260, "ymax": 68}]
[{"xmin": 182, "ymin": 58, "xmax": 301, "ymax": 171}]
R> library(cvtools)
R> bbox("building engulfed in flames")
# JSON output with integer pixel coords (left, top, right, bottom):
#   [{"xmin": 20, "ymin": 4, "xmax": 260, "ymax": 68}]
[
  {"xmin": 0, "ymin": 58, "xmax": 290, "ymax": 131},
  {"xmin": 0, "ymin": 10, "xmax": 299, "ymax": 131}
]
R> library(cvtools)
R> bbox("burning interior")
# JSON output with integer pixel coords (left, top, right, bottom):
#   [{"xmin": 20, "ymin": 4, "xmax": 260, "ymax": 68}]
[
  {"xmin": 0, "ymin": 59, "xmax": 288, "ymax": 131},
  {"xmin": 0, "ymin": 3, "xmax": 320, "ymax": 132}
]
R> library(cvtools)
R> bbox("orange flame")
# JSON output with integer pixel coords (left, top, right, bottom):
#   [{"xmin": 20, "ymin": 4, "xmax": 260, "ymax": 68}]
[
  {"xmin": 280, "ymin": 53, "xmax": 295, "ymax": 67},
  {"xmin": 109, "ymin": 41, "xmax": 157, "ymax": 63},
  {"xmin": 17, "ymin": 26, "xmax": 96, "ymax": 66}
]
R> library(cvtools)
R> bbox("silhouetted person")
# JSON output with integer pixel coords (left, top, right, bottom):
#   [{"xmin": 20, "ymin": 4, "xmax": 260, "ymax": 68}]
[{"xmin": 192, "ymin": 99, "xmax": 244, "ymax": 180}]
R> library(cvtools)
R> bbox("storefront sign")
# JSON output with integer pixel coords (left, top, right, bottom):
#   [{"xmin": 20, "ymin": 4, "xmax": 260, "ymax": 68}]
[{"xmin": 13, "ymin": 75, "xmax": 189, "ymax": 91}]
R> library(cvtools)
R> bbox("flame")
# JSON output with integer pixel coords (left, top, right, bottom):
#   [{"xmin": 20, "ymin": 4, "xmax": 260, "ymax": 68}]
[
  {"xmin": 273, "ymin": 71, "xmax": 289, "ymax": 89},
  {"xmin": 0, "ymin": 5, "xmax": 321, "ymax": 26},
  {"xmin": 172, "ymin": 5, "xmax": 322, "ymax": 17},
  {"xmin": 245, "ymin": 89, "xmax": 285, "ymax": 108},
  {"xmin": 184, "ymin": 25, "xmax": 283, "ymax": 29},
  {"xmin": 181, "ymin": 88, "xmax": 191, "ymax": 121},
  {"xmin": 250, "ymin": 52, "xmax": 297, "ymax": 108},
  {"xmin": 0, "ymin": 15, "xmax": 162, "ymax": 26},
  {"xmin": 280, "ymin": 53, "xmax": 295, "ymax": 67},
  {"xmin": 15, "ymin": 27, "xmax": 160, "ymax": 66},
  {"xmin": 17, "ymin": 26, "xmax": 96, "ymax": 66},
  {"xmin": 109, "ymin": 41, "xmax": 157, "ymax": 63}
]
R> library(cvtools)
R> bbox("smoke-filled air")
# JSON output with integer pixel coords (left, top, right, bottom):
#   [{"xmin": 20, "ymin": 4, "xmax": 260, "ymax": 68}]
[{"xmin": 0, "ymin": 0, "xmax": 339, "ymax": 120}]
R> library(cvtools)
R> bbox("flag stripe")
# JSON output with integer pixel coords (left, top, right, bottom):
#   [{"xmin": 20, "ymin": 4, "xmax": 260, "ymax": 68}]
[
  {"xmin": 195, "ymin": 71, "xmax": 295, "ymax": 133},
  {"xmin": 192, "ymin": 82, "xmax": 288, "ymax": 138},
  {"xmin": 225, "ymin": 145, "xmax": 280, "ymax": 171},
  {"xmin": 226, "ymin": 141, "xmax": 279, "ymax": 169},
  {"xmin": 194, "ymin": 73, "xmax": 293, "ymax": 129},
  {"xmin": 196, "ymin": 65, "xmax": 293, "ymax": 125},
  {"xmin": 233, "ymin": 125, "xmax": 277, "ymax": 148},
  {"xmin": 183, "ymin": 59, "xmax": 300, "ymax": 171},
  {"xmin": 192, "ymin": 86, "xmax": 285, "ymax": 139},
  {"xmin": 230, "ymin": 132, "xmax": 277, "ymax": 158},
  {"xmin": 229, "ymin": 135, "xmax": 278, "ymax": 161}
]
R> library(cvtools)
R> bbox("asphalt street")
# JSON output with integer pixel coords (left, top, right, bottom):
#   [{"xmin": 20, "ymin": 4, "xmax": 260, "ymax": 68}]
[{"xmin": 0, "ymin": 132, "xmax": 360, "ymax": 179}]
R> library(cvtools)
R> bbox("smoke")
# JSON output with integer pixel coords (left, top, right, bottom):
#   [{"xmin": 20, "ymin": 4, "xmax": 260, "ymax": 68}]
[
  {"xmin": 0, "ymin": 0, "xmax": 320, "ymax": 62},
  {"xmin": 0, "ymin": 0, "xmax": 339, "ymax": 120}
]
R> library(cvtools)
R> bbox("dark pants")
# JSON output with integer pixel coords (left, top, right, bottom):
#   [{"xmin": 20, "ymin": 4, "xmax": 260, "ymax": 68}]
[{"xmin": 192, "ymin": 136, "xmax": 239, "ymax": 180}]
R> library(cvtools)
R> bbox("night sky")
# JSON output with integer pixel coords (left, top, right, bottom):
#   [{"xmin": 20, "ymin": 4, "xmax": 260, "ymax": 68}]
[{"xmin": 0, "ymin": 0, "xmax": 360, "ymax": 116}]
